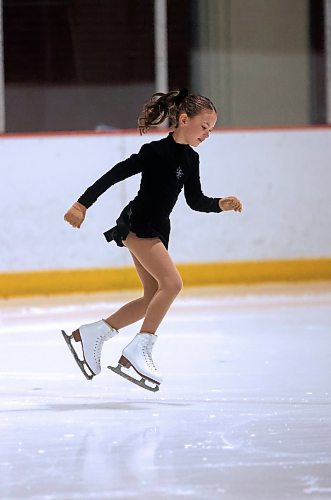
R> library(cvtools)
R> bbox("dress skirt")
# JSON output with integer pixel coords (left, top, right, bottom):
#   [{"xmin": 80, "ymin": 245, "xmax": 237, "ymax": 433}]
[{"xmin": 103, "ymin": 203, "xmax": 170, "ymax": 249}]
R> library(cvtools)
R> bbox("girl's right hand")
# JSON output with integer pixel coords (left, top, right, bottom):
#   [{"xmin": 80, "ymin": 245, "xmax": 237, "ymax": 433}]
[{"xmin": 64, "ymin": 202, "xmax": 87, "ymax": 228}]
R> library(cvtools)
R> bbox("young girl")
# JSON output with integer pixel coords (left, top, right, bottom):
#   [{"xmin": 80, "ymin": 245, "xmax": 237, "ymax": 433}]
[{"xmin": 62, "ymin": 88, "xmax": 242, "ymax": 392}]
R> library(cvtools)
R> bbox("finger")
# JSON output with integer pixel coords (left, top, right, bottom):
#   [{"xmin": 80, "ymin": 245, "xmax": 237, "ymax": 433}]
[{"xmin": 67, "ymin": 217, "xmax": 79, "ymax": 227}]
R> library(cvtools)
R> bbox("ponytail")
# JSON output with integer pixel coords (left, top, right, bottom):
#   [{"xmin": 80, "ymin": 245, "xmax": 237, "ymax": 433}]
[{"xmin": 138, "ymin": 88, "xmax": 216, "ymax": 135}]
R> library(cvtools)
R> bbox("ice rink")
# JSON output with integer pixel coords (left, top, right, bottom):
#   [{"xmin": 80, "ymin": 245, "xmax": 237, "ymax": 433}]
[{"xmin": 1, "ymin": 282, "xmax": 331, "ymax": 500}]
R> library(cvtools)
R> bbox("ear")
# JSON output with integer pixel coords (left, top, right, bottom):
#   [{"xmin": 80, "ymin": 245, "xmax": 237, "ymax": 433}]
[{"xmin": 178, "ymin": 113, "xmax": 189, "ymax": 126}]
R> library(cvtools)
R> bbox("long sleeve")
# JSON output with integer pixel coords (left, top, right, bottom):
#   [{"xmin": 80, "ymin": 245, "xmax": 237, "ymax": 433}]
[
  {"xmin": 184, "ymin": 154, "xmax": 222, "ymax": 213},
  {"xmin": 78, "ymin": 143, "xmax": 150, "ymax": 208}
]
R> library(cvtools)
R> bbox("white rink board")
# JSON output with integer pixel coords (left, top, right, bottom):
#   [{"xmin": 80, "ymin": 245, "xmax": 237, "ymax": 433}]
[{"xmin": 0, "ymin": 128, "xmax": 330, "ymax": 272}]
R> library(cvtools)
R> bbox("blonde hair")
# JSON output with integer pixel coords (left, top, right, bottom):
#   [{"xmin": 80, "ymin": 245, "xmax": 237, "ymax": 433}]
[{"xmin": 138, "ymin": 88, "xmax": 217, "ymax": 135}]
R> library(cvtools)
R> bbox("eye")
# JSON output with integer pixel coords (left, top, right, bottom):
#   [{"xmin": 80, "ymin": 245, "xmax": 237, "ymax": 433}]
[{"xmin": 202, "ymin": 125, "xmax": 207, "ymax": 130}]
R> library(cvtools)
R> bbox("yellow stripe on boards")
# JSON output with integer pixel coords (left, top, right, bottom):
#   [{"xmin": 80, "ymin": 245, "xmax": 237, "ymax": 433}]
[
  {"xmin": 178, "ymin": 259, "xmax": 331, "ymax": 286},
  {"xmin": 0, "ymin": 267, "xmax": 141, "ymax": 298},
  {"xmin": 0, "ymin": 258, "xmax": 331, "ymax": 298}
]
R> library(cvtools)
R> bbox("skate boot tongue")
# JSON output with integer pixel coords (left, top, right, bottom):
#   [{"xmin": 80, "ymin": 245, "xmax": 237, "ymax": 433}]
[{"xmin": 139, "ymin": 332, "xmax": 157, "ymax": 345}]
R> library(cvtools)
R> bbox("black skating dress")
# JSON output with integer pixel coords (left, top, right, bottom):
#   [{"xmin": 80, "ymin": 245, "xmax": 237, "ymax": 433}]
[{"xmin": 78, "ymin": 132, "xmax": 222, "ymax": 249}]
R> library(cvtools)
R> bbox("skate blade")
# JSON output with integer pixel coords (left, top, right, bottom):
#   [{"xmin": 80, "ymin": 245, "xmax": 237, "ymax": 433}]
[
  {"xmin": 108, "ymin": 364, "xmax": 160, "ymax": 392},
  {"xmin": 61, "ymin": 330, "xmax": 94, "ymax": 381}
]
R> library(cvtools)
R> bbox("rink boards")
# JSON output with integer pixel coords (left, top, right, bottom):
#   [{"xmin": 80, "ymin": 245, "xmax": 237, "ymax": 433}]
[{"xmin": 1, "ymin": 127, "xmax": 330, "ymax": 296}]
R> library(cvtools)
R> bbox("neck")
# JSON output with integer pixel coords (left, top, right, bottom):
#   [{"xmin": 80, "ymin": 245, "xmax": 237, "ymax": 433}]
[{"xmin": 171, "ymin": 129, "xmax": 188, "ymax": 145}]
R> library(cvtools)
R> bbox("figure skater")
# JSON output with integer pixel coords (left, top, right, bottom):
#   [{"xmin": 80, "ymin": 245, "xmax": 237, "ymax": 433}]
[{"xmin": 62, "ymin": 88, "xmax": 242, "ymax": 391}]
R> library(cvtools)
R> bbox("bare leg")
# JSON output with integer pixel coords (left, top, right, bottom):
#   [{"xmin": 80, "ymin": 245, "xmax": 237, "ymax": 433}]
[
  {"xmin": 106, "ymin": 251, "xmax": 158, "ymax": 330},
  {"xmin": 122, "ymin": 233, "xmax": 183, "ymax": 334}
]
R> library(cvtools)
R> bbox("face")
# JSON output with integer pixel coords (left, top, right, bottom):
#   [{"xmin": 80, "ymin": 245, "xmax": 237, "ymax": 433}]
[{"xmin": 178, "ymin": 110, "xmax": 217, "ymax": 147}]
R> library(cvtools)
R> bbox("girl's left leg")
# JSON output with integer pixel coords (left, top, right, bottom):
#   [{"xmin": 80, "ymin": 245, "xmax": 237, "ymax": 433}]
[{"xmin": 109, "ymin": 234, "xmax": 182, "ymax": 389}]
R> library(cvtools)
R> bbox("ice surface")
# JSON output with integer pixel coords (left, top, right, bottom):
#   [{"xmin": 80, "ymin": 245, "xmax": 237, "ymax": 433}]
[{"xmin": 0, "ymin": 282, "xmax": 331, "ymax": 500}]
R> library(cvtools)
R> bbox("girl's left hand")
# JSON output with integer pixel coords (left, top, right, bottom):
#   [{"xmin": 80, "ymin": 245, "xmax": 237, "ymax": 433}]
[{"xmin": 219, "ymin": 196, "xmax": 242, "ymax": 212}]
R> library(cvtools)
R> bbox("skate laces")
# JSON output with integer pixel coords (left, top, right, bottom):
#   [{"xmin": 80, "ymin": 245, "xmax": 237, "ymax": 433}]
[
  {"xmin": 93, "ymin": 326, "xmax": 116, "ymax": 362},
  {"xmin": 93, "ymin": 335, "xmax": 106, "ymax": 363},
  {"xmin": 142, "ymin": 345, "xmax": 157, "ymax": 372}
]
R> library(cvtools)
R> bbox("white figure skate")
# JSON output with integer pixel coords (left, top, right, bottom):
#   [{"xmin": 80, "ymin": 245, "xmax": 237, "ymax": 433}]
[
  {"xmin": 108, "ymin": 333, "xmax": 162, "ymax": 392},
  {"xmin": 61, "ymin": 319, "xmax": 118, "ymax": 380}
]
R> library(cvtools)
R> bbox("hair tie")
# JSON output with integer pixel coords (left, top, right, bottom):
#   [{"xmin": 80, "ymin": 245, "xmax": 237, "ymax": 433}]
[{"xmin": 174, "ymin": 88, "xmax": 189, "ymax": 106}]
